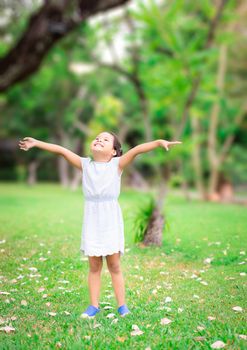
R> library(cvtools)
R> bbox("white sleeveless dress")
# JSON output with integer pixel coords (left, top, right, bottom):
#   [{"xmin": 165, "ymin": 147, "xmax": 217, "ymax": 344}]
[{"xmin": 80, "ymin": 156, "xmax": 125, "ymax": 257}]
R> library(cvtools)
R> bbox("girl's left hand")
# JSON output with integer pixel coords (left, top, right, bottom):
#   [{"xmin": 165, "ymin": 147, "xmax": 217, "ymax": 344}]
[{"xmin": 159, "ymin": 140, "xmax": 182, "ymax": 151}]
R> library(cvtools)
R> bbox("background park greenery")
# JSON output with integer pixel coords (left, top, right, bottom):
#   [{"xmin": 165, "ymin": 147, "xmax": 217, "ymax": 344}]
[{"xmin": 0, "ymin": 0, "xmax": 246, "ymax": 349}]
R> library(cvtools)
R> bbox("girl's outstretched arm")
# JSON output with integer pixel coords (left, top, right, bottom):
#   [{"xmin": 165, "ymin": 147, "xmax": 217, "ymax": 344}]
[
  {"xmin": 19, "ymin": 137, "xmax": 82, "ymax": 170},
  {"xmin": 119, "ymin": 139, "xmax": 182, "ymax": 171}
]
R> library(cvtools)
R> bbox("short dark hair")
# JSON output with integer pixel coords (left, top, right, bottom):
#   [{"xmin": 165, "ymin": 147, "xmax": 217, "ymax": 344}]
[{"xmin": 108, "ymin": 131, "xmax": 123, "ymax": 157}]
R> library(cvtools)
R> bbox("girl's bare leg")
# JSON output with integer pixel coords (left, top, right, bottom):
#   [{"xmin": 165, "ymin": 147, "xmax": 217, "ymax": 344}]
[
  {"xmin": 88, "ymin": 256, "xmax": 103, "ymax": 308},
  {"xmin": 106, "ymin": 252, "xmax": 125, "ymax": 307}
]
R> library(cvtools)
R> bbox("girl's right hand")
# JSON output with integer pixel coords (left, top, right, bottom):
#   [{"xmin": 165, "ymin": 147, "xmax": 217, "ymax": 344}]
[{"xmin": 19, "ymin": 137, "xmax": 37, "ymax": 151}]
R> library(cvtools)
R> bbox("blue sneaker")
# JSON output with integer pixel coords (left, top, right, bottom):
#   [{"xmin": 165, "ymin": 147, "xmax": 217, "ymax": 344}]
[
  {"xmin": 80, "ymin": 305, "xmax": 100, "ymax": 318},
  {"xmin": 117, "ymin": 304, "xmax": 130, "ymax": 317}
]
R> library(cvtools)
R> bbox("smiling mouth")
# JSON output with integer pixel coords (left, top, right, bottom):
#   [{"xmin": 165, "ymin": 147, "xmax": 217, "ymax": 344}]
[{"xmin": 95, "ymin": 143, "xmax": 104, "ymax": 147}]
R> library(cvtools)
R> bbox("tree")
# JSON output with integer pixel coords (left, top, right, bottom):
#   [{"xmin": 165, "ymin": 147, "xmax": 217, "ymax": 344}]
[{"xmin": 0, "ymin": 0, "xmax": 130, "ymax": 92}]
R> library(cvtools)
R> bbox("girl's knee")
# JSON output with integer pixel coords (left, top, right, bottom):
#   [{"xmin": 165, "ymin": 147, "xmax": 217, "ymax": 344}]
[
  {"xmin": 106, "ymin": 252, "xmax": 121, "ymax": 273},
  {"xmin": 88, "ymin": 256, "xmax": 103, "ymax": 273},
  {"xmin": 106, "ymin": 261, "xmax": 121, "ymax": 274}
]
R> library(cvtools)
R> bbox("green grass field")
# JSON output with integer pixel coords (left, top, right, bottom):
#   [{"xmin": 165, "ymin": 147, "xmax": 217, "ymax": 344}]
[{"xmin": 0, "ymin": 183, "xmax": 246, "ymax": 349}]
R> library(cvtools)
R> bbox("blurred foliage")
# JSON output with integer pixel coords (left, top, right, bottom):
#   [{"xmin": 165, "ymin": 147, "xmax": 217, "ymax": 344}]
[{"xmin": 0, "ymin": 0, "xmax": 246, "ymax": 188}]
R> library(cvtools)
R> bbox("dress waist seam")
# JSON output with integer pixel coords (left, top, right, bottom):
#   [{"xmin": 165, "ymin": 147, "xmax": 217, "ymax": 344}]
[{"xmin": 85, "ymin": 198, "xmax": 118, "ymax": 202}]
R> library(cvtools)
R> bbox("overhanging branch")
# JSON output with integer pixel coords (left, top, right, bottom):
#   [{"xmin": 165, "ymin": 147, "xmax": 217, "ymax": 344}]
[{"xmin": 0, "ymin": 0, "xmax": 130, "ymax": 92}]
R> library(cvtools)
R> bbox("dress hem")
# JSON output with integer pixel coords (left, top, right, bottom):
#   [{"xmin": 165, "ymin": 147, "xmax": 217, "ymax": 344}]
[{"xmin": 80, "ymin": 248, "xmax": 124, "ymax": 257}]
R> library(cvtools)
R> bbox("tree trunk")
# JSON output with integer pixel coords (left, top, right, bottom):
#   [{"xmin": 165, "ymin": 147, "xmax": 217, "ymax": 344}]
[
  {"xmin": 70, "ymin": 138, "xmax": 84, "ymax": 191},
  {"xmin": 27, "ymin": 159, "xmax": 40, "ymax": 185},
  {"xmin": 126, "ymin": 165, "xmax": 149, "ymax": 190},
  {"xmin": 57, "ymin": 156, "xmax": 70, "ymax": 188},
  {"xmin": 143, "ymin": 178, "xmax": 166, "ymax": 246},
  {"xmin": 55, "ymin": 128, "xmax": 71, "ymax": 187},
  {"xmin": 191, "ymin": 116, "xmax": 207, "ymax": 199},
  {"xmin": 207, "ymin": 45, "xmax": 227, "ymax": 197}
]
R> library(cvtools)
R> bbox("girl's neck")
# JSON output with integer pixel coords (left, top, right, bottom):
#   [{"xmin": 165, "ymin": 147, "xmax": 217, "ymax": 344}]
[{"xmin": 92, "ymin": 156, "xmax": 112, "ymax": 163}]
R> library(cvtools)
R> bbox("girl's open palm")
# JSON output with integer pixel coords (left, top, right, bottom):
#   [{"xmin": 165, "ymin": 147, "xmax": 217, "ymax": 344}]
[
  {"xmin": 19, "ymin": 137, "xmax": 37, "ymax": 151},
  {"xmin": 160, "ymin": 140, "xmax": 182, "ymax": 151}
]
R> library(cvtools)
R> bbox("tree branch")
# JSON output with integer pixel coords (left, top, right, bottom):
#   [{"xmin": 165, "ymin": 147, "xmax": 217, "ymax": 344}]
[
  {"xmin": 0, "ymin": 0, "xmax": 130, "ymax": 92},
  {"xmin": 174, "ymin": 0, "xmax": 229, "ymax": 139}
]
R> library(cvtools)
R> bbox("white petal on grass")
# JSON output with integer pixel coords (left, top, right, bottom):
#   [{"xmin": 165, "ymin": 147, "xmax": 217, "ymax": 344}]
[
  {"xmin": 164, "ymin": 296, "xmax": 172, "ymax": 303},
  {"xmin": 178, "ymin": 308, "xmax": 184, "ymax": 313},
  {"xmin": 0, "ymin": 325, "xmax": 15, "ymax": 333},
  {"xmin": 93, "ymin": 323, "xmax": 101, "ymax": 328},
  {"xmin": 132, "ymin": 325, "xmax": 140, "ymax": 330},
  {"xmin": 42, "ymin": 294, "xmax": 48, "ymax": 298},
  {"xmin": 240, "ymin": 251, "xmax": 245, "ymax": 255},
  {"xmin": 106, "ymin": 313, "xmax": 115, "ymax": 318},
  {"xmin": 100, "ymin": 301, "xmax": 112, "ymax": 305},
  {"xmin": 208, "ymin": 316, "xmax": 216, "ymax": 321},
  {"xmin": 232, "ymin": 306, "xmax": 243, "ymax": 312},
  {"xmin": 238, "ymin": 334, "xmax": 247, "ymax": 340},
  {"xmin": 164, "ymin": 306, "xmax": 171, "ymax": 312},
  {"xmin": 38, "ymin": 287, "xmax": 45, "ymax": 293},
  {"xmin": 200, "ymin": 281, "xmax": 208, "ymax": 286},
  {"xmin": 193, "ymin": 294, "xmax": 200, "ymax": 299},
  {"xmin": 0, "ymin": 317, "xmax": 6, "ymax": 324},
  {"xmin": 194, "ymin": 336, "xmax": 206, "ymax": 341},
  {"xmin": 131, "ymin": 325, "xmax": 144, "ymax": 336},
  {"xmin": 63, "ymin": 311, "xmax": 71, "ymax": 315},
  {"xmin": 0, "ymin": 291, "xmax": 10, "ymax": 295},
  {"xmin": 21, "ymin": 300, "xmax": 27, "ymax": 306},
  {"xmin": 81, "ymin": 257, "xmax": 88, "ymax": 262},
  {"xmin": 240, "ymin": 272, "xmax": 246, "ymax": 276},
  {"xmin": 111, "ymin": 318, "xmax": 118, "ymax": 324},
  {"xmin": 160, "ymin": 318, "xmax": 172, "ymax": 325},
  {"xmin": 48, "ymin": 312, "xmax": 56, "ymax": 316},
  {"xmin": 83, "ymin": 335, "xmax": 91, "ymax": 340},
  {"xmin": 106, "ymin": 294, "xmax": 114, "ymax": 299},
  {"xmin": 152, "ymin": 289, "xmax": 157, "ymax": 294},
  {"xmin": 58, "ymin": 280, "xmax": 70, "ymax": 284},
  {"xmin": 103, "ymin": 306, "xmax": 113, "ymax": 310},
  {"xmin": 211, "ymin": 340, "xmax": 226, "ymax": 348},
  {"xmin": 28, "ymin": 267, "xmax": 38, "ymax": 272},
  {"xmin": 0, "ymin": 240, "xmax": 6, "ymax": 244},
  {"xmin": 39, "ymin": 257, "xmax": 48, "ymax": 261},
  {"xmin": 204, "ymin": 258, "xmax": 213, "ymax": 264},
  {"xmin": 131, "ymin": 329, "xmax": 144, "ymax": 336},
  {"xmin": 17, "ymin": 275, "xmax": 24, "ymax": 280},
  {"xmin": 197, "ymin": 326, "xmax": 205, "ymax": 331}
]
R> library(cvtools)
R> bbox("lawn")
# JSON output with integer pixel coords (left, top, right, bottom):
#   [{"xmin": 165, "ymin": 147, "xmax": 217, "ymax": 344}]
[{"xmin": 0, "ymin": 183, "xmax": 246, "ymax": 349}]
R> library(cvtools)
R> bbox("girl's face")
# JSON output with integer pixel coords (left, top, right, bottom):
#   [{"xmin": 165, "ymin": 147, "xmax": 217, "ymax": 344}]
[{"xmin": 90, "ymin": 132, "xmax": 116, "ymax": 158}]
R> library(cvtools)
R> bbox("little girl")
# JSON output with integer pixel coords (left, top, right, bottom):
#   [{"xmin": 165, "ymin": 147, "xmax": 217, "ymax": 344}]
[{"xmin": 19, "ymin": 132, "xmax": 181, "ymax": 318}]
